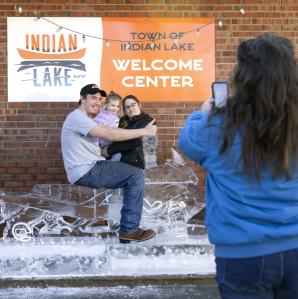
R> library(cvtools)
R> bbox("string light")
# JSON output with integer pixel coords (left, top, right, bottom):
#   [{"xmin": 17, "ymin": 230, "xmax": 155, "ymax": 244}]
[
  {"xmin": 15, "ymin": 5, "xmax": 22, "ymax": 14},
  {"xmin": 17, "ymin": 8, "xmax": 250, "ymax": 44},
  {"xmin": 125, "ymin": 42, "xmax": 131, "ymax": 50},
  {"xmin": 34, "ymin": 16, "xmax": 213, "ymax": 46},
  {"xmin": 33, "ymin": 9, "xmax": 40, "ymax": 21}
]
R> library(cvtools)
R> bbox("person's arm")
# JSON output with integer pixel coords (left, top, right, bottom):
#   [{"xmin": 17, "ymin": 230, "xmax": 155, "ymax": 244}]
[
  {"xmin": 89, "ymin": 119, "xmax": 157, "ymax": 141},
  {"xmin": 178, "ymin": 110, "xmax": 210, "ymax": 165},
  {"xmin": 106, "ymin": 114, "xmax": 154, "ymax": 154},
  {"xmin": 107, "ymin": 138, "xmax": 142, "ymax": 156}
]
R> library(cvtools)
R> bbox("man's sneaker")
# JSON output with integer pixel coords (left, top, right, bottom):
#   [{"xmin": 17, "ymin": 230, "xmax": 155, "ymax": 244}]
[{"xmin": 119, "ymin": 228, "xmax": 156, "ymax": 244}]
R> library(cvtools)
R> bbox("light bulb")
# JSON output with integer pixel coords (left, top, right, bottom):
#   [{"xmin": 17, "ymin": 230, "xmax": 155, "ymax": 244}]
[{"xmin": 15, "ymin": 5, "xmax": 23, "ymax": 14}]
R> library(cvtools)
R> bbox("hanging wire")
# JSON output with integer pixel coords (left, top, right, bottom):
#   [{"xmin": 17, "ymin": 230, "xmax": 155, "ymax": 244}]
[
  {"xmin": 35, "ymin": 16, "xmax": 214, "ymax": 45},
  {"xmin": 21, "ymin": 6, "xmax": 249, "ymax": 43}
]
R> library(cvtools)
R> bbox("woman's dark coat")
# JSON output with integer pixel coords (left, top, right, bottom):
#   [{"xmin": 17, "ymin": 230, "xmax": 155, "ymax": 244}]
[{"xmin": 107, "ymin": 113, "xmax": 153, "ymax": 169}]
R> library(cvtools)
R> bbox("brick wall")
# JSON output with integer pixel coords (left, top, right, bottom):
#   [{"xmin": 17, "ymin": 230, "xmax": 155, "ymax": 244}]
[{"xmin": 0, "ymin": 0, "xmax": 297, "ymax": 191}]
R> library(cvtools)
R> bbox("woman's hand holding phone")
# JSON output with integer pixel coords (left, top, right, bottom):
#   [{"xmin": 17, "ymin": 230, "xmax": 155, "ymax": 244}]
[
  {"xmin": 201, "ymin": 97, "xmax": 214, "ymax": 112},
  {"xmin": 200, "ymin": 81, "xmax": 229, "ymax": 112},
  {"xmin": 212, "ymin": 81, "xmax": 229, "ymax": 108}
]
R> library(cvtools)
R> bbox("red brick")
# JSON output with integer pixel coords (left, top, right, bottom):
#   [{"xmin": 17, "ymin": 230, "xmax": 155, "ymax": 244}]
[
  {"xmin": 157, "ymin": 119, "xmax": 175, "ymax": 125},
  {"xmin": 4, "ymin": 181, "xmax": 24, "ymax": 187},
  {"xmin": 36, "ymin": 174, "xmax": 55, "ymax": 180},
  {"xmin": 156, "ymin": 108, "xmax": 176, "ymax": 114},
  {"xmin": 54, "ymin": 173, "xmax": 68, "ymax": 180},
  {"xmin": 6, "ymin": 168, "xmax": 27, "ymax": 174}
]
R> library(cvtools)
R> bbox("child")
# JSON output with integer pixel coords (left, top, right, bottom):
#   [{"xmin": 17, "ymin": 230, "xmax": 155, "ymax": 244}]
[{"xmin": 95, "ymin": 91, "xmax": 122, "ymax": 161}]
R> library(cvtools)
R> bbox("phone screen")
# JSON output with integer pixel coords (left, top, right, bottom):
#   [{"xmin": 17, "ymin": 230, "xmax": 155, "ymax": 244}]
[{"xmin": 212, "ymin": 82, "xmax": 229, "ymax": 108}]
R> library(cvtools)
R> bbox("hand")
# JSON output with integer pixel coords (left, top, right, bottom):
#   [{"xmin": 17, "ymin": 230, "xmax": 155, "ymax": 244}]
[
  {"xmin": 144, "ymin": 119, "xmax": 157, "ymax": 136},
  {"xmin": 200, "ymin": 97, "xmax": 214, "ymax": 112},
  {"xmin": 101, "ymin": 146, "xmax": 109, "ymax": 158}
]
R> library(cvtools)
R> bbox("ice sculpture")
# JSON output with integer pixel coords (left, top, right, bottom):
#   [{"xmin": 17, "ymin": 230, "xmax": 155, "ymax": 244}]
[
  {"xmin": 0, "ymin": 149, "xmax": 213, "ymax": 279},
  {"xmin": 143, "ymin": 135, "xmax": 158, "ymax": 169},
  {"xmin": 0, "ymin": 149, "xmax": 205, "ymax": 243}
]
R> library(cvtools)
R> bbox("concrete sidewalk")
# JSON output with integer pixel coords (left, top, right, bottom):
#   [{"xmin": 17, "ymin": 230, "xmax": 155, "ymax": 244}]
[{"xmin": 0, "ymin": 275, "xmax": 220, "ymax": 298}]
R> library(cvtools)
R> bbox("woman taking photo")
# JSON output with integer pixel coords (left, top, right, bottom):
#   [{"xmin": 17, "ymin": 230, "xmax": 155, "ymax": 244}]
[
  {"xmin": 179, "ymin": 34, "xmax": 298, "ymax": 298},
  {"xmin": 103, "ymin": 95, "xmax": 154, "ymax": 170}
]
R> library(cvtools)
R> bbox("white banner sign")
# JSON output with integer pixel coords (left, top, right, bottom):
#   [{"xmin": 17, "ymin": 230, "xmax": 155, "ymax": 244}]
[{"xmin": 8, "ymin": 17, "xmax": 102, "ymax": 102}]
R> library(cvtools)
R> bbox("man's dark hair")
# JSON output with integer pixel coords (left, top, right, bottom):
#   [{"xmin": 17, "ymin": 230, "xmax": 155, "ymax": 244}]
[{"xmin": 217, "ymin": 34, "xmax": 298, "ymax": 179}]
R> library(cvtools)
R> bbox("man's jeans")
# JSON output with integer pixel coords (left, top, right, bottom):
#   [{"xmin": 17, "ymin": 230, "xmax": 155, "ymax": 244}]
[
  {"xmin": 215, "ymin": 248, "xmax": 298, "ymax": 299},
  {"xmin": 75, "ymin": 160, "xmax": 144, "ymax": 233}
]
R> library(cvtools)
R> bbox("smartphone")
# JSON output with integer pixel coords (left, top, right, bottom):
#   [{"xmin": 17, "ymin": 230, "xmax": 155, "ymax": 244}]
[{"xmin": 212, "ymin": 81, "xmax": 229, "ymax": 108}]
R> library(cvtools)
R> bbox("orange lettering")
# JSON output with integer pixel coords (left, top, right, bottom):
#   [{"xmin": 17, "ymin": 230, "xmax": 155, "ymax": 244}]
[
  {"xmin": 42, "ymin": 35, "xmax": 50, "ymax": 52},
  {"xmin": 68, "ymin": 34, "xmax": 77, "ymax": 51},
  {"xmin": 26, "ymin": 34, "xmax": 78, "ymax": 53},
  {"xmin": 58, "ymin": 35, "xmax": 67, "ymax": 52},
  {"xmin": 31, "ymin": 34, "xmax": 40, "ymax": 51}
]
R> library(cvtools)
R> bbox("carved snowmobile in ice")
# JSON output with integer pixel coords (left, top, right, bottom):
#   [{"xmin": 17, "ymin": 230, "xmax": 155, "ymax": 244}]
[{"xmin": 0, "ymin": 150, "xmax": 205, "ymax": 242}]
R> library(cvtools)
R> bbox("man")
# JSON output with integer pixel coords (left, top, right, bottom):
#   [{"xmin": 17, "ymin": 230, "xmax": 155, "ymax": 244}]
[{"xmin": 61, "ymin": 84, "xmax": 157, "ymax": 243}]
